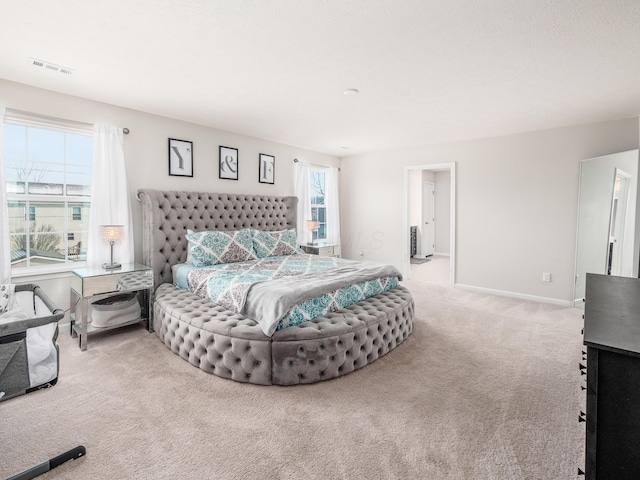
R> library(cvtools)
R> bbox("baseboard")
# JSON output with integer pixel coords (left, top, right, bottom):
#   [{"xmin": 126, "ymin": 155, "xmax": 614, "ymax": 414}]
[
  {"xmin": 434, "ymin": 252, "xmax": 450, "ymax": 257},
  {"xmin": 455, "ymin": 283, "xmax": 573, "ymax": 307}
]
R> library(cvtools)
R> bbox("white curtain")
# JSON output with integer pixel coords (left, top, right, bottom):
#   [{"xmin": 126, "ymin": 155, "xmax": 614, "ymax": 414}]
[
  {"xmin": 87, "ymin": 125, "xmax": 134, "ymax": 268},
  {"xmin": 294, "ymin": 160, "xmax": 311, "ymax": 245},
  {"xmin": 325, "ymin": 166, "xmax": 341, "ymax": 245},
  {"xmin": 0, "ymin": 106, "xmax": 10, "ymax": 283}
]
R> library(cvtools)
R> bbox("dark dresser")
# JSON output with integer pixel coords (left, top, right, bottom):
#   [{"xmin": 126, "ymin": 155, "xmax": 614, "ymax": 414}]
[{"xmin": 583, "ymin": 273, "xmax": 640, "ymax": 479}]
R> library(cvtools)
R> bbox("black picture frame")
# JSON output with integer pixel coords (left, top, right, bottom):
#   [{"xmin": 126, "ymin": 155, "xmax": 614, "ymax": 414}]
[
  {"xmin": 259, "ymin": 153, "xmax": 275, "ymax": 184},
  {"xmin": 219, "ymin": 146, "xmax": 239, "ymax": 180},
  {"xmin": 168, "ymin": 138, "xmax": 193, "ymax": 177}
]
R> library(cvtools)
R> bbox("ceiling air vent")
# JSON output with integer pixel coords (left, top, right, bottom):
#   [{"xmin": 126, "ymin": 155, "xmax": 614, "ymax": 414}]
[{"xmin": 29, "ymin": 57, "xmax": 74, "ymax": 75}]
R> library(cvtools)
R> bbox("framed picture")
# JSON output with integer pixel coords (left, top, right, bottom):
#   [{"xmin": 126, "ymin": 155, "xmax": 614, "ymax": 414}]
[
  {"xmin": 259, "ymin": 153, "xmax": 275, "ymax": 184},
  {"xmin": 219, "ymin": 146, "xmax": 239, "ymax": 180},
  {"xmin": 168, "ymin": 138, "xmax": 193, "ymax": 177}
]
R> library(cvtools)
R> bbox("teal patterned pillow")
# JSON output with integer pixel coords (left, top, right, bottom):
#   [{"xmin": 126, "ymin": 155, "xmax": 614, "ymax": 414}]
[
  {"xmin": 253, "ymin": 229, "xmax": 302, "ymax": 258},
  {"xmin": 186, "ymin": 229, "xmax": 257, "ymax": 266}
]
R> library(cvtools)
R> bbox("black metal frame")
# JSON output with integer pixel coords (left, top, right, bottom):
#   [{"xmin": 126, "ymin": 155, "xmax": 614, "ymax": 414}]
[
  {"xmin": 259, "ymin": 153, "xmax": 275, "ymax": 184},
  {"xmin": 219, "ymin": 146, "xmax": 239, "ymax": 180}
]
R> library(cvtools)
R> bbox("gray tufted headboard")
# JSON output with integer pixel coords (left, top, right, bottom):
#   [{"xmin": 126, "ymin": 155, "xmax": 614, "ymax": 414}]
[{"xmin": 137, "ymin": 189, "xmax": 298, "ymax": 289}]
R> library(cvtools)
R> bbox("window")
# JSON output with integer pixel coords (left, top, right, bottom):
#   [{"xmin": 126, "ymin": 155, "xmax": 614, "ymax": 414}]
[
  {"xmin": 72, "ymin": 205, "xmax": 82, "ymax": 221},
  {"xmin": 3, "ymin": 113, "xmax": 93, "ymax": 270},
  {"xmin": 309, "ymin": 168, "xmax": 326, "ymax": 241}
]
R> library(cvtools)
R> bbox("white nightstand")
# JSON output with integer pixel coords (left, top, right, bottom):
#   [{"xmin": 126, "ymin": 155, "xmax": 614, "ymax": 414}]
[{"xmin": 300, "ymin": 243, "xmax": 341, "ymax": 258}]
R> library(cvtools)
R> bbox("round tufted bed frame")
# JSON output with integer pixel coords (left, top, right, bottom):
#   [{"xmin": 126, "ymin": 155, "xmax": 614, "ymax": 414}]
[{"xmin": 137, "ymin": 189, "xmax": 414, "ymax": 385}]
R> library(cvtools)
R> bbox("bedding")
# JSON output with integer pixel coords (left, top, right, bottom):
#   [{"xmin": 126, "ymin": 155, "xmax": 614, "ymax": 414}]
[
  {"xmin": 186, "ymin": 228, "xmax": 257, "ymax": 266},
  {"xmin": 252, "ymin": 228, "xmax": 300, "ymax": 258},
  {"xmin": 177, "ymin": 254, "xmax": 401, "ymax": 336}
]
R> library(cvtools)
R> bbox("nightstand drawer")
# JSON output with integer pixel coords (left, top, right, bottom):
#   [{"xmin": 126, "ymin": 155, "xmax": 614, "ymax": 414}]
[
  {"xmin": 300, "ymin": 243, "xmax": 341, "ymax": 257},
  {"xmin": 71, "ymin": 268, "xmax": 153, "ymax": 296},
  {"xmin": 317, "ymin": 246, "xmax": 334, "ymax": 256}
]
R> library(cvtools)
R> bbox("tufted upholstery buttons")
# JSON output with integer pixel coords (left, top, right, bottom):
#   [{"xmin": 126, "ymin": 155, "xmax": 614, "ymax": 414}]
[
  {"xmin": 139, "ymin": 189, "xmax": 414, "ymax": 386},
  {"xmin": 153, "ymin": 283, "xmax": 414, "ymax": 386}
]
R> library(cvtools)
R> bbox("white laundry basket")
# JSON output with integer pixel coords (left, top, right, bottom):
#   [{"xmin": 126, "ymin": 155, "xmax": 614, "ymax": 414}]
[{"xmin": 89, "ymin": 292, "xmax": 140, "ymax": 328}]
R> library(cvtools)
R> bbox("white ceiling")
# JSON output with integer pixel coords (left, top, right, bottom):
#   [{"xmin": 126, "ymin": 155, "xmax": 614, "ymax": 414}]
[{"xmin": 1, "ymin": 0, "xmax": 639, "ymax": 157}]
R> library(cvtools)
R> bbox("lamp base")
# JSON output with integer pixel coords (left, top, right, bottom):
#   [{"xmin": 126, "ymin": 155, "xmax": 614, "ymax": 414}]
[{"xmin": 102, "ymin": 262, "xmax": 122, "ymax": 270}]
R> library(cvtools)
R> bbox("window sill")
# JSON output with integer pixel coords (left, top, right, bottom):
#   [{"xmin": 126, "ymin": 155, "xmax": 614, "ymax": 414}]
[{"xmin": 11, "ymin": 262, "xmax": 87, "ymax": 282}]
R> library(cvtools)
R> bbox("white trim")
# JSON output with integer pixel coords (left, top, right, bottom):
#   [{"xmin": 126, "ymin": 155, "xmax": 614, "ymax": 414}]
[
  {"xmin": 11, "ymin": 263, "xmax": 84, "ymax": 280},
  {"xmin": 434, "ymin": 252, "xmax": 450, "ymax": 257},
  {"xmin": 5, "ymin": 108, "xmax": 93, "ymax": 135},
  {"xmin": 456, "ymin": 283, "xmax": 574, "ymax": 307},
  {"xmin": 403, "ymin": 162, "xmax": 456, "ymax": 285}
]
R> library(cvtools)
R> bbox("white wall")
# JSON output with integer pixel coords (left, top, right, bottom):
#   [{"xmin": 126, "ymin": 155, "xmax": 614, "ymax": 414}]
[
  {"xmin": 340, "ymin": 117, "xmax": 639, "ymax": 304},
  {"xmin": 0, "ymin": 79, "xmax": 340, "ymax": 314}
]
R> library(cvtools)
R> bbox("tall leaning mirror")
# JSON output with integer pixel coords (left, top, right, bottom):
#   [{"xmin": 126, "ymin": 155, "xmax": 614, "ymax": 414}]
[{"xmin": 575, "ymin": 149, "xmax": 640, "ymax": 305}]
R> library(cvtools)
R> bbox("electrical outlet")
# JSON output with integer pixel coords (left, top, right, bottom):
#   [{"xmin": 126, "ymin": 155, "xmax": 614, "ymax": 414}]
[{"xmin": 542, "ymin": 272, "xmax": 551, "ymax": 282}]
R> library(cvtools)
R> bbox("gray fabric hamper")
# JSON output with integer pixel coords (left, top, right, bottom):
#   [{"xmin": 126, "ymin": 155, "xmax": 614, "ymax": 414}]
[{"xmin": 0, "ymin": 284, "xmax": 64, "ymax": 402}]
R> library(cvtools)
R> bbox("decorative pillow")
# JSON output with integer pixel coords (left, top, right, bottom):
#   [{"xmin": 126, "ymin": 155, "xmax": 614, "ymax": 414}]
[
  {"xmin": 253, "ymin": 229, "xmax": 302, "ymax": 258},
  {"xmin": 186, "ymin": 228, "xmax": 194, "ymax": 264},
  {"xmin": 186, "ymin": 229, "xmax": 257, "ymax": 266}
]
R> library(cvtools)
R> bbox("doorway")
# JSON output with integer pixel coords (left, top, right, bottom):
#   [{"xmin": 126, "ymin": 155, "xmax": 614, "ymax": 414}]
[{"xmin": 403, "ymin": 163, "xmax": 456, "ymax": 284}]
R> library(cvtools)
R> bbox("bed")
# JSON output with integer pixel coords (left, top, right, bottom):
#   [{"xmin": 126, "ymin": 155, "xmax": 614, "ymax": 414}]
[{"xmin": 138, "ymin": 189, "xmax": 414, "ymax": 385}]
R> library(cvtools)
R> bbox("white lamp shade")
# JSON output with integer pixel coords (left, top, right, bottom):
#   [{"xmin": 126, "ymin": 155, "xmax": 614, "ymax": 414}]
[{"xmin": 100, "ymin": 225, "xmax": 124, "ymax": 244}]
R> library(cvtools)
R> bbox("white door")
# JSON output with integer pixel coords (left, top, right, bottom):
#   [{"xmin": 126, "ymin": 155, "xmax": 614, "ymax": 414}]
[{"xmin": 422, "ymin": 181, "xmax": 435, "ymax": 257}]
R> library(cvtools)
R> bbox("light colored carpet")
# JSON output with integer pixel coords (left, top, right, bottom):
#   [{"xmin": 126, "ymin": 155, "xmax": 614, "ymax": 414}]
[{"xmin": 1, "ymin": 281, "xmax": 585, "ymax": 479}]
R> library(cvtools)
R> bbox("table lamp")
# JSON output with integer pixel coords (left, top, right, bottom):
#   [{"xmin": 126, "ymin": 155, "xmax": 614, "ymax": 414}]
[
  {"xmin": 306, "ymin": 220, "xmax": 319, "ymax": 245},
  {"xmin": 100, "ymin": 225, "xmax": 124, "ymax": 269}
]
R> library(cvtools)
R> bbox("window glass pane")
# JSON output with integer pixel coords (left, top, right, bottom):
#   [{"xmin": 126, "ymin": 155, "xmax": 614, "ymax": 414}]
[
  {"xmin": 66, "ymin": 231, "xmax": 88, "ymax": 262},
  {"xmin": 3, "ymin": 124, "xmax": 26, "ymax": 163},
  {"xmin": 71, "ymin": 205, "xmax": 81, "ymax": 221},
  {"xmin": 310, "ymin": 171, "xmax": 325, "ymax": 205},
  {"xmin": 318, "ymin": 223, "xmax": 326, "ymax": 240},
  {"xmin": 27, "ymin": 161, "xmax": 65, "ymax": 191},
  {"xmin": 7, "ymin": 200, "xmax": 26, "ymax": 232},
  {"xmin": 28, "ymin": 232, "xmax": 65, "ymax": 265},
  {"xmin": 69, "ymin": 202, "xmax": 89, "ymax": 227},
  {"xmin": 66, "ymin": 134, "xmax": 93, "ymax": 166},
  {"xmin": 66, "ymin": 166, "xmax": 92, "ymax": 196},
  {"xmin": 318, "ymin": 207, "xmax": 326, "ymax": 223},
  {"xmin": 10, "ymin": 234, "xmax": 27, "ymax": 267},
  {"xmin": 27, "ymin": 127, "xmax": 64, "ymax": 164},
  {"xmin": 28, "ymin": 182, "xmax": 64, "ymax": 195},
  {"xmin": 5, "ymin": 157, "xmax": 26, "ymax": 194},
  {"xmin": 30, "ymin": 202, "xmax": 66, "ymax": 230}
]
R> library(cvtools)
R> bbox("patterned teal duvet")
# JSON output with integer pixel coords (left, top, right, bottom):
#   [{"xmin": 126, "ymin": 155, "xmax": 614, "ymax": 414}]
[{"xmin": 176, "ymin": 254, "xmax": 400, "ymax": 335}]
